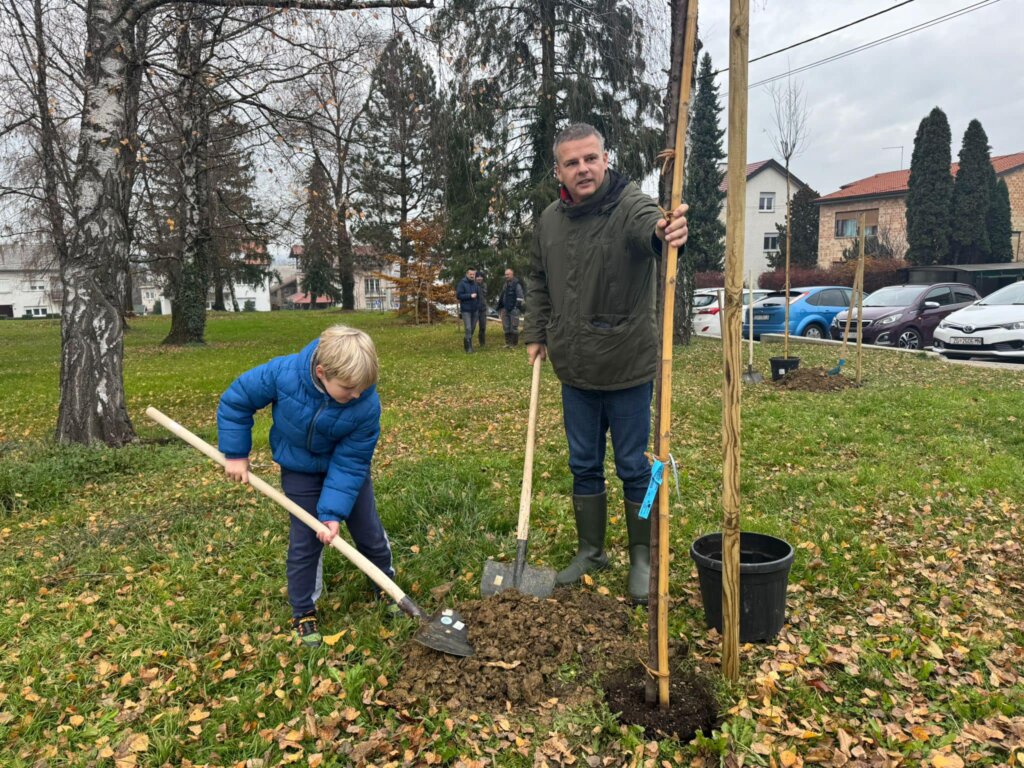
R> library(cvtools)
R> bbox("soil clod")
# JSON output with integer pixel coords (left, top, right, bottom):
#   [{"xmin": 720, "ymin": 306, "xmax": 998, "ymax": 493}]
[
  {"xmin": 387, "ymin": 588, "xmax": 634, "ymax": 713},
  {"xmin": 773, "ymin": 366, "xmax": 859, "ymax": 391}
]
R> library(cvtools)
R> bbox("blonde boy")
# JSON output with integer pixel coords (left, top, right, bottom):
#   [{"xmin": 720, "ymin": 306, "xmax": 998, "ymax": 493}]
[{"xmin": 217, "ymin": 325, "xmax": 393, "ymax": 647}]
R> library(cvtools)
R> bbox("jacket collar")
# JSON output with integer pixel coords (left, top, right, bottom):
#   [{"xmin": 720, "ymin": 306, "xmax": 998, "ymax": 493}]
[{"xmin": 557, "ymin": 169, "xmax": 630, "ymax": 219}]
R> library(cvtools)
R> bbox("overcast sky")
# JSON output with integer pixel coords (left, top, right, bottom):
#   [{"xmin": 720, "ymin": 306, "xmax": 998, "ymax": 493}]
[{"xmin": 691, "ymin": 0, "xmax": 1022, "ymax": 195}]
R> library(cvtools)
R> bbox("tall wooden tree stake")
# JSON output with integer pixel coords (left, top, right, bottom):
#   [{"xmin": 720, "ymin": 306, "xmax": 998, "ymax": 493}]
[
  {"xmin": 721, "ymin": 0, "xmax": 750, "ymax": 682},
  {"xmin": 648, "ymin": 0, "xmax": 699, "ymax": 709}
]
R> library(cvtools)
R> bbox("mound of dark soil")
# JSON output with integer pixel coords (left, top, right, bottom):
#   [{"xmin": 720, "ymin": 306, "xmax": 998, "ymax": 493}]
[
  {"xmin": 603, "ymin": 663, "xmax": 718, "ymax": 742},
  {"xmin": 774, "ymin": 366, "xmax": 859, "ymax": 392},
  {"xmin": 386, "ymin": 588, "xmax": 635, "ymax": 713}
]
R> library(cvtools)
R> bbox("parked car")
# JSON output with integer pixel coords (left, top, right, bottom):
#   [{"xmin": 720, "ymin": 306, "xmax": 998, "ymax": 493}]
[
  {"xmin": 693, "ymin": 288, "xmax": 773, "ymax": 337},
  {"xmin": 742, "ymin": 286, "xmax": 854, "ymax": 341},
  {"xmin": 830, "ymin": 283, "xmax": 980, "ymax": 349},
  {"xmin": 933, "ymin": 280, "xmax": 1024, "ymax": 360}
]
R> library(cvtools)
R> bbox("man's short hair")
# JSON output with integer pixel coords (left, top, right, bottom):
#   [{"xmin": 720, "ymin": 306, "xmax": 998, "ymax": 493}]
[
  {"xmin": 317, "ymin": 324, "xmax": 379, "ymax": 389},
  {"xmin": 553, "ymin": 123, "xmax": 605, "ymax": 162}
]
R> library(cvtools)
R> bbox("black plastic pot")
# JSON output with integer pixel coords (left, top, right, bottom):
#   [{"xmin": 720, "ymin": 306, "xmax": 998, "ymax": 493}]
[
  {"xmin": 690, "ymin": 532, "xmax": 794, "ymax": 643},
  {"xmin": 769, "ymin": 356, "xmax": 800, "ymax": 381}
]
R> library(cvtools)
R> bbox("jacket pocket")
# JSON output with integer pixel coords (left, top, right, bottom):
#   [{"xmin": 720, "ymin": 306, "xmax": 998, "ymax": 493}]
[{"xmin": 577, "ymin": 313, "xmax": 657, "ymax": 387}]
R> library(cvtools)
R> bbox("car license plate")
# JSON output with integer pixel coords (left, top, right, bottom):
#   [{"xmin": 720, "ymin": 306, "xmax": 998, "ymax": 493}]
[
  {"xmin": 948, "ymin": 336, "xmax": 983, "ymax": 345},
  {"xmin": 754, "ymin": 314, "xmax": 769, "ymax": 321}
]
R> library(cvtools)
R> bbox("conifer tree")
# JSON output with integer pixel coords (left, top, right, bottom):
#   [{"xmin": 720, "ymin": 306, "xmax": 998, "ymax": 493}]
[
  {"xmin": 354, "ymin": 35, "xmax": 438, "ymax": 274},
  {"xmin": 905, "ymin": 107, "xmax": 953, "ymax": 266},
  {"xmin": 301, "ymin": 159, "xmax": 340, "ymax": 306},
  {"xmin": 950, "ymin": 119, "xmax": 995, "ymax": 264},
  {"xmin": 771, "ymin": 185, "xmax": 820, "ymax": 269},
  {"xmin": 988, "ymin": 178, "xmax": 1014, "ymax": 263},
  {"xmin": 683, "ymin": 51, "xmax": 726, "ymax": 273},
  {"xmin": 436, "ymin": 0, "xmax": 662, "ymax": 225}
]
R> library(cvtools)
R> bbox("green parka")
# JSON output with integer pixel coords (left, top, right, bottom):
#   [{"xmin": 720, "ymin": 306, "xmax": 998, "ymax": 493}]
[{"xmin": 524, "ymin": 170, "xmax": 663, "ymax": 390}]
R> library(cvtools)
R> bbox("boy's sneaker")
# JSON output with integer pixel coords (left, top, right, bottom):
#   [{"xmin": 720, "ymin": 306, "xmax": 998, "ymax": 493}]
[{"xmin": 291, "ymin": 610, "xmax": 323, "ymax": 648}]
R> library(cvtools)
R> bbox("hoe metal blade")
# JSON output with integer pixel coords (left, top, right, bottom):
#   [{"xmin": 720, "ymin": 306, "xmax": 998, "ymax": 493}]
[{"xmin": 413, "ymin": 607, "xmax": 474, "ymax": 657}]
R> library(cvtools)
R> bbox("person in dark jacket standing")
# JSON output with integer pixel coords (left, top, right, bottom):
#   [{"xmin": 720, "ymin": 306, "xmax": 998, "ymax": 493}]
[
  {"xmin": 474, "ymin": 272, "xmax": 488, "ymax": 348},
  {"xmin": 496, "ymin": 268, "xmax": 525, "ymax": 347},
  {"xmin": 456, "ymin": 268, "xmax": 479, "ymax": 353},
  {"xmin": 524, "ymin": 123, "xmax": 689, "ymax": 604}
]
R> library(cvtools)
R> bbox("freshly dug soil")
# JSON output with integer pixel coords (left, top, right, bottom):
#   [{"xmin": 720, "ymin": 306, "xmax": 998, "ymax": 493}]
[
  {"xmin": 773, "ymin": 365, "xmax": 859, "ymax": 392},
  {"xmin": 386, "ymin": 588, "xmax": 636, "ymax": 713},
  {"xmin": 603, "ymin": 663, "xmax": 718, "ymax": 742}
]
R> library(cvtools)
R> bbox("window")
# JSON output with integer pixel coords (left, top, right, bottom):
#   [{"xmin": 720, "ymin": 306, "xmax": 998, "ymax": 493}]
[
  {"xmin": 763, "ymin": 233, "xmax": 779, "ymax": 252},
  {"xmin": 924, "ymin": 287, "xmax": 954, "ymax": 307},
  {"xmin": 144, "ymin": 290, "xmax": 155, "ymax": 300},
  {"xmin": 758, "ymin": 192, "xmax": 775, "ymax": 212},
  {"xmin": 0, "ymin": 280, "xmax": 9, "ymax": 293},
  {"xmin": 28, "ymin": 283, "xmax": 46, "ymax": 291},
  {"xmin": 834, "ymin": 209, "xmax": 879, "ymax": 238},
  {"xmin": 364, "ymin": 278, "xmax": 381, "ymax": 296},
  {"xmin": 27, "ymin": 307, "xmax": 47, "ymax": 317},
  {"xmin": 815, "ymin": 289, "xmax": 846, "ymax": 307},
  {"xmin": 953, "ymin": 288, "xmax": 978, "ymax": 304}
]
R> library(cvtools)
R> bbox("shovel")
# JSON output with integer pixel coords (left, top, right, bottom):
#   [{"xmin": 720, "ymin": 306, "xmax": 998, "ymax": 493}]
[
  {"xmin": 146, "ymin": 407, "xmax": 473, "ymax": 658},
  {"xmin": 741, "ymin": 277, "xmax": 764, "ymax": 384},
  {"xmin": 480, "ymin": 357, "xmax": 557, "ymax": 598}
]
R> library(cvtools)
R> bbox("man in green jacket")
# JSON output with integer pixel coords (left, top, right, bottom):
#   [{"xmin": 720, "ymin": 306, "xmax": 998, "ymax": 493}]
[{"xmin": 524, "ymin": 123, "xmax": 689, "ymax": 605}]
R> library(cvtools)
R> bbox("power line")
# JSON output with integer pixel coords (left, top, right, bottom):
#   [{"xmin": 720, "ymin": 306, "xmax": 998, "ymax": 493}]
[
  {"xmin": 714, "ymin": 0, "xmax": 920, "ymax": 76},
  {"xmin": 743, "ymin": 0, "xmax": 1002, "ymax": 91}
]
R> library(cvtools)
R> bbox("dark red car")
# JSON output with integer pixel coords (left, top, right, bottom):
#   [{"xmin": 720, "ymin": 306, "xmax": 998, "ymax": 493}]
[{"xmin": 830, "ymin": 283, "xmax": 980, "ymax": 349}]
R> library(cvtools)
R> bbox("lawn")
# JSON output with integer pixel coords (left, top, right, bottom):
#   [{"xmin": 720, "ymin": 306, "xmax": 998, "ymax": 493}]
[{"xmin": 1, "ymin": 311, "xmax": 1022, "ymax": 767}]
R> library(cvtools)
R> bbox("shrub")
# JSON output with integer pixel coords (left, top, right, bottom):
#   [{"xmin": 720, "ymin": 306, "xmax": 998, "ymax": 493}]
[
  {"xmin": 694, "ymin": 272, "xmax": 724, "ymax": 289},
  {"xmin": 243, "ymin": 299, "xmax": 256, "ymax": 312},
  {"xmin": 758, "ymin": 258, "xmax": 910, "ymax": 294}
]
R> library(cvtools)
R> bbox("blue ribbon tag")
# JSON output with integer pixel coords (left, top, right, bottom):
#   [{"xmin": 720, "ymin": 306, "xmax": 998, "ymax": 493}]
[{"xmin": 637, "ymin": 459, "xmax": 665, "ymax": 520}]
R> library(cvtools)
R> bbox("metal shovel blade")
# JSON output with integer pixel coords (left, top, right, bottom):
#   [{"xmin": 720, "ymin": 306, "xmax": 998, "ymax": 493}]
[
  {"xmin": 741, "ymin": 365, "xmax": 764, "ymax": 384},
  {"xmin": 480, "ymin": 558, "xmax": 557, "ymax": 598},
  {"xmin": 413, "ymin": 607, "xmax": 474, "ymax": 657},
  {"xmin": 480, "ymin": 540, "xmax": 557, "ymax": 598}
]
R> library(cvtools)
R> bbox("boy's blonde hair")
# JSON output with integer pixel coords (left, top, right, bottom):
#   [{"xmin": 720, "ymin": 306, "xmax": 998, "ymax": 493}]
[{"xmin": 317, "ymin": 325, "xmax": 379, "ymax": 389}]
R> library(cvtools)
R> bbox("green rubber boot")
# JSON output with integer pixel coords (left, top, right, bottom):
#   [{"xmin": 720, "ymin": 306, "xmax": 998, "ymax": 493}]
[
  {"xmin": 556, "ymin": 493, "xmax": 609, "ymax": 585},
  {"xmin": 625, "ymin": 499, "xmax": 651, "ymax": 605}
]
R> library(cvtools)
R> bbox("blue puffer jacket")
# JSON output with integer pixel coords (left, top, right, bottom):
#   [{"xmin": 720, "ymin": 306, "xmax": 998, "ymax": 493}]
[{"xmin": 217, "ymin": 339, "xmax": 381, "ymax": 523}]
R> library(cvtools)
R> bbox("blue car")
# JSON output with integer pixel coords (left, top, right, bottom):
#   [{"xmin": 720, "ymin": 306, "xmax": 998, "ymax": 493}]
[{"xmin": 742, "ymin": 286, "xmax": 854, "ymax": 341}]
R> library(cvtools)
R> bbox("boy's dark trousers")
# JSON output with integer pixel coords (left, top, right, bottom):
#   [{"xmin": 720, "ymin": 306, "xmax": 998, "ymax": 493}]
[{"xmin": 281, "ymin": 468, "xmax": 395, "ymax": 618}]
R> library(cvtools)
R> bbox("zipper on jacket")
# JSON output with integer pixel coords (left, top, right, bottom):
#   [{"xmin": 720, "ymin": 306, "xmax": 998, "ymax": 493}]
[{"xmin": 307, "ymin": 397, "xmax": 328, "ymax": 452}]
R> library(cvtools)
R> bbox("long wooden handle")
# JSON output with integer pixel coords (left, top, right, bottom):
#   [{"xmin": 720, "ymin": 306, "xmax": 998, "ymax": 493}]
[
  {"xmin": 145, "ymin": 406, "xmax": 413, "ymax": 608},
  {"xmin": 515, "ymin": 357, "xmax": 542, "ymax": 540}
]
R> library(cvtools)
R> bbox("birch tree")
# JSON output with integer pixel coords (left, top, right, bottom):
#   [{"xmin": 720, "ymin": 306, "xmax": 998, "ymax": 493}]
[{"xmin": 50, "ymin": 0, "xmax": 432, "ymax": 445}]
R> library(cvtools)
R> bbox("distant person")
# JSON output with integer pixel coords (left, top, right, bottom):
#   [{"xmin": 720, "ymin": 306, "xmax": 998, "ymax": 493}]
[
  {"xmin": 496, "ymin": 268, "xmax": 525, "ymax": 347},
  {"xmin": 523, "ymin": 123, "xmax": 689, "ymax": 604},
  {"xmin": 475, "ymin": 272, "xmax": 489, "ymax": 348},
  {"xmin": 217, "ymin": 325, "xmax": 394, "ymax": 648},
  {"xmin": 455, "ymin": 268, "xmax": 479, "ymax": 353}
]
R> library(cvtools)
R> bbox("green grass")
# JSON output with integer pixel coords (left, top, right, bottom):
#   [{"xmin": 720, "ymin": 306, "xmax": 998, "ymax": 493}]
[{"xmin": 1, "ymin": 311, "xmax": 1022, "ymax": 766}]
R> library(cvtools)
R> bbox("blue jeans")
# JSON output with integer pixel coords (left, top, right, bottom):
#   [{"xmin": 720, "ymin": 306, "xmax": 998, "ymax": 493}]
[
  {"xmin": 461, "ymin": 311, "xmax": 478, "ymax": 344},
  {"xmin": 561, "ymin": 382, "xmax": 653, "ymax": 502},
  {"xmin": 281, "ymin": 469, "xmax": 395, "ymax": 618}
]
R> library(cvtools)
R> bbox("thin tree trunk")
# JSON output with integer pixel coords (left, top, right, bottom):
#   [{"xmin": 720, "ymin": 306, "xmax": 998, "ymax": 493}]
[
  {"xmin": 57, "ymin": 0, "xmax": 134, "ymax": 445},
  {"xmin": 163, "ymin": 8, "xmax": 212, "ymax": 345},
  {"xmin": 532, "ymin": 0, "xmax": 557, "ymax": 219},
  {"xmin": 337, "ymin": 204, "xmax": 354, "ymax": 310}
]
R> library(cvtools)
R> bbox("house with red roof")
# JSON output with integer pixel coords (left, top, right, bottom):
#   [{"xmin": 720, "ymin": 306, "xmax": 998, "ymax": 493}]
[
  {"xmin": 718, "ymin": 159, "xmax": 809, "ymax": 279},
  {"xmin": 815, "ymin": 152, "xmax": 1024, "ymax": 267}
]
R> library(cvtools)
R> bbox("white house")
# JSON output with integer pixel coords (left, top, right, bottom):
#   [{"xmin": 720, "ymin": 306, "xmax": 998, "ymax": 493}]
[
  {"xmin": 718, "ymin": 159, "xmax": 808, "ymax": 280},
  {"xmin": 0, "ymin": 243, "xmax": 60, "ymax": 319}
]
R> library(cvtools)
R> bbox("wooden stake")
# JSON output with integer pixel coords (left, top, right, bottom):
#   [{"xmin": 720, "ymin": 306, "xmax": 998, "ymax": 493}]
[
  {"xmin": 649, "ymin": 0, "xmax": 699, "ymax": 710},
  {"xmin": 721, "ymin": 0, "xmax": 749, "ymax": 683}
]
